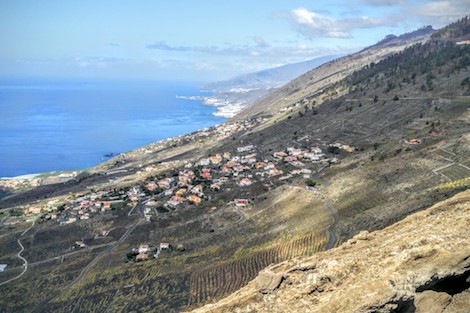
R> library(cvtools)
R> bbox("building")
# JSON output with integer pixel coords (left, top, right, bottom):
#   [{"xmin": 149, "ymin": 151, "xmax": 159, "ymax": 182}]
[
  {"xmin": 160, "ymin": 243, "xmax": 171, "ymax": 250},
  {"xmin": 405, "ymin": 139, "xmax": 422, "ymax": 145},
  {"xmin": 237, "ymin": 145, "xmax": 255, "ymax": 153},
  {"xmin": 136, "ymin": 253, "xmax": 149, "ymax": 261},
  {"xmin": 239, "ymin": 178, "xmax": 253, "ymax": 187},
  {"xmin": 176, "ymin": 188, "xmax": 187, "ymax": 196},
  {"xmin": 188, "ymin": 195, "xmax": 202, "ymax": 204},
  {"xmin": 27, "ymin": 207, "xmax": 42, "ymax": 214},
  {"xmin": 191, "ymin": 184, "xmax": 204, "ymax": 194},
  {"xmin": 75, "ymin": 240, "xmax": 86, "ymax": 248},
  {"xmin": 138, "ymin": 244, "xmax": 150, "ymax": 254},
  {"xmin": 235, "ymin": 199, "xmax": 249, "ymax": 207},
  {"xmin": 168, "ymin": 195, "xmax": 184, "ymax": 207}
]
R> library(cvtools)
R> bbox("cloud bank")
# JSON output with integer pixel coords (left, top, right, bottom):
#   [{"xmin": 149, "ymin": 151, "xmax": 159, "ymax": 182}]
[{"xmin": 284, "ymin": 8, "xmax": 390, "ymax": 39}]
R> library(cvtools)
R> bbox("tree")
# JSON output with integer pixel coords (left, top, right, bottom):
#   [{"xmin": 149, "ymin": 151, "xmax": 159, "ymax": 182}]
[
  {"xmin": 328, "ymin": 146, "xmax": 340, "ymax": 154},
  {"xmin": 305, "ymin": 179, "xmax": 317, "ymax": 187}
]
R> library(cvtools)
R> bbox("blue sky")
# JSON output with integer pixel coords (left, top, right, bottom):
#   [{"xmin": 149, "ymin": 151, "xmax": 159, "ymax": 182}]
[{"xmin": 0, "ymin": 0, "xmax": 468, "ymax": 81}]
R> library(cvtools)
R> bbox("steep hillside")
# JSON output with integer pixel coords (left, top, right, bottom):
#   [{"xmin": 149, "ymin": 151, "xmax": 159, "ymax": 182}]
[
  {"xmin": 235, "ymin": 26, "xmax": 435, "ymax": 119},
  {"xmin": 188, "ymin": 189, "xmax": 470, "ymax": 313}
]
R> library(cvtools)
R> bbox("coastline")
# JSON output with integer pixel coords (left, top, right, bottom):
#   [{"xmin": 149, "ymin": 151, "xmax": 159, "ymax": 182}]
[
  {"xmin": 178, "ymin": 87, "xmax": 273, "ymax": 118},
  {"xmin": 1, "ymin": 174, "xmax": 40, "ymax": 180}
]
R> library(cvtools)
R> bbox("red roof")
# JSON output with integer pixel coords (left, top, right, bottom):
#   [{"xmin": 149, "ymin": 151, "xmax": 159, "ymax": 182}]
[{"xmin": 136, "ymin": 253, "xmax": 149, "ymax": 260}]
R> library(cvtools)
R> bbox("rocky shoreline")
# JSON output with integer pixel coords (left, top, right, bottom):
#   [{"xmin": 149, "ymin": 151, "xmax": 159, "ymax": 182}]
[{"xmin": 178, "ymin": 87, "xmax": 273, "ymax": 118}]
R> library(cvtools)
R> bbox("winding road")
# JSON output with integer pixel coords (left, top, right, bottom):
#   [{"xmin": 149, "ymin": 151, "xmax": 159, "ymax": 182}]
[
  {"xmin": 0, "ymin": 219, "xmax": 36, "ymax": 287},
  {"xmin": 321, "ymin": 195, "xmax": 339, "ymax": 250},
  {"xmin": 0, "ymin": 239, "xmax": 28, "ymax": 287}
]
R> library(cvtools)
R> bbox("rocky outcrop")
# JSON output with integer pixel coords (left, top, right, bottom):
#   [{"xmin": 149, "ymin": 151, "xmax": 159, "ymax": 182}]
[
  {"xmin": 415, "ymin": 291, "xmax": 452, "ymax": 313},
  {"xmin": 188, "ymin": 190, "xmax": 470, "ymax": 313},
  {"xmin": 256, "ymin": 271, "xmax": 284, "ymax": 294}
]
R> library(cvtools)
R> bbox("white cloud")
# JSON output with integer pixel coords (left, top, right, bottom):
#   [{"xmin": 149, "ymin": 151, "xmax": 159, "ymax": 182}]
[
  {"xmin": 145, "ymin": 38, "xmax": 346, "ymax": 63},
  {"xmin": 411, "ymin": 1, "xmax": 470, "ymax": 26},
  {"xmin": 284, "ymin": 7, "xmax": 389, "ymax": 39}
]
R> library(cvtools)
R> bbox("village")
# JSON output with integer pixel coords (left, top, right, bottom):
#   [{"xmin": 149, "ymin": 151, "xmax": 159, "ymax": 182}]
[
  {"xmin": 3, "ymin": 134, "xmax": 357, "ymax": 227},
  {"xmin": 0, "ymin": 171, "xmax": 79, "ymax": 194}
]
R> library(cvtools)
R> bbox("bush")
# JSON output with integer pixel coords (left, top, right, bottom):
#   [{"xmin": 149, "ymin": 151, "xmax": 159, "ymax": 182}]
[
  {"xmin": 10, "ymin": 209, "xmax": 24, "ymax": 217},
  {"xmin": 305, "ymin": 179, "xmax": 317, "ymax": 187},
  {"xmin": 328, "ymin": 146, "xmax": 340, "ymax": 154}
]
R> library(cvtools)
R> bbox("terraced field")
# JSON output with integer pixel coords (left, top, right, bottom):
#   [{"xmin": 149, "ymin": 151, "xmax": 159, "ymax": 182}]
[
  {"xmin": 437, "ymin": 163, "xmax": 470, "ymax": 181},
  {"xmin": 334, "ymin": 188, "xmax": 388, "ymax": 219},
  {"xmin": 188, "ymin": 231, "xmax": 327, "ymax": 305}
]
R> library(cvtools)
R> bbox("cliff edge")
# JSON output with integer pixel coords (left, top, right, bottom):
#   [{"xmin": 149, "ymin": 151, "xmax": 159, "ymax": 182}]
[{"xmin": 188, "ymin": 189, "xmax": 470, "ymax": 313}]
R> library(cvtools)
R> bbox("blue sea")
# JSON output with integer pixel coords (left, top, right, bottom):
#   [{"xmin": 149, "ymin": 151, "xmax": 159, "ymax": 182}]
[{"xmin": 0, "ymin": 78, "xmax": 225, "ymax": 177}]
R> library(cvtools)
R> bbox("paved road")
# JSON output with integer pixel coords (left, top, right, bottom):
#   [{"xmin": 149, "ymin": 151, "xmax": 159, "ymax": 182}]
[
  {"xmin": 2, "ymin": 242, "xmax": 117, "ymax": 270},
  {"xmin": 321, "ymin": 196, "xmax": 339, "ymax": 250},
  {"xmin": 21, "ymin": 219, "xmax": 35, "ymax": 236}
]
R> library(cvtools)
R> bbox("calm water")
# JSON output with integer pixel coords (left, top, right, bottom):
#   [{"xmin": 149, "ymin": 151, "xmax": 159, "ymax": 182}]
[{"xmin": 0, "ymin": 78, "xmax": 225, "ymax": 177}]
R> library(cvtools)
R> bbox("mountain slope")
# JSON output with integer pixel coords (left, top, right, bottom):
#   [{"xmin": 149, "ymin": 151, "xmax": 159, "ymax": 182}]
[
  {"xmin": 188, "ymin": 189, "xmax": 470, "ymax": 313},
  {"xmin": 206, "ymin": 55, "xmax": 341, "ymax": 91},
  {"xmin": 235, "ymin": 26, "xmax": 435, "ymax": 120}
]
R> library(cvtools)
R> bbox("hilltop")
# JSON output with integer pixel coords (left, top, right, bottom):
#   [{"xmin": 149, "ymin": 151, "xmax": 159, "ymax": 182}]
[{"xmin": 0, "ymin": 18, "xmax": 469, "ymax": 312}]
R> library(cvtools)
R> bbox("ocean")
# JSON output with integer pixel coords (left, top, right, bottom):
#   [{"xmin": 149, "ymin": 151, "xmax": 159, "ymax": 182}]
[{"xmin": 0, "ymin": 78, "xmax": 225, "ymax": 177}]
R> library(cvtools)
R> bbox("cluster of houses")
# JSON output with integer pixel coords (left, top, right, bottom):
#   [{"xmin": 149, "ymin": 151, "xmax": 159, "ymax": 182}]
[
  {"xmin": 131, "ymin": 118, "xmax": 265, "ymax": 158},
  {"xmin": 0, "ymin": 177, "xmax": 41, "ymax": 193},
  {"xmin": 0, "ymin": 172, "xmax": 78, "ymax": 194},
  {"xmin": 7, "ymin": 137, "xmax": 354, "ymax": 229},
  {"xmin": 128, "ymin": 243, "xmax": 173, "ymax": 261},
  {"xmin": 12, "ymin": 188, "xmax": 129, "ymax": 226},
  {"xmin": 137, "ymin": 143, "xmax": 332, "ymax": 211},
  {"xmin": 182, "ymin": 118, "xmax": 267, "ymax": 142}
]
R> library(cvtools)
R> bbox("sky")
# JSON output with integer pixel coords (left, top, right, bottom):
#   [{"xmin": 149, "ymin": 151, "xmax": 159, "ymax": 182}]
[{"xmin": 0, "ymin": 0, "xmax": 468, "ymax": 82}]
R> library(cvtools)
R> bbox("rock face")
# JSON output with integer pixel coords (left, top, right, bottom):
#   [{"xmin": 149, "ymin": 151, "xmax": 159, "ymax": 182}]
[
  {"xmin": 415, "ymin": 291, "xmax": 452, "ymax": 313},
  {"xmin": 188, "ymin": 190, "xmax": 470, "ymax": 313}
]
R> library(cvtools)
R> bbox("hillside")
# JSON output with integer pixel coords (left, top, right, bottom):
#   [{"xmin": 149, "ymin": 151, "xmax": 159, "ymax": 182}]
[
  {"xmin": 235, "ymin": 25, "xmax": 435, "ymax": 120},
  {"xmin": 0, "ymin": 19, "xmax": 469, "ymax": 312},
  {"xmin": 188, "ymin": 189, "xmax": 470, "ymax": 313}
]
